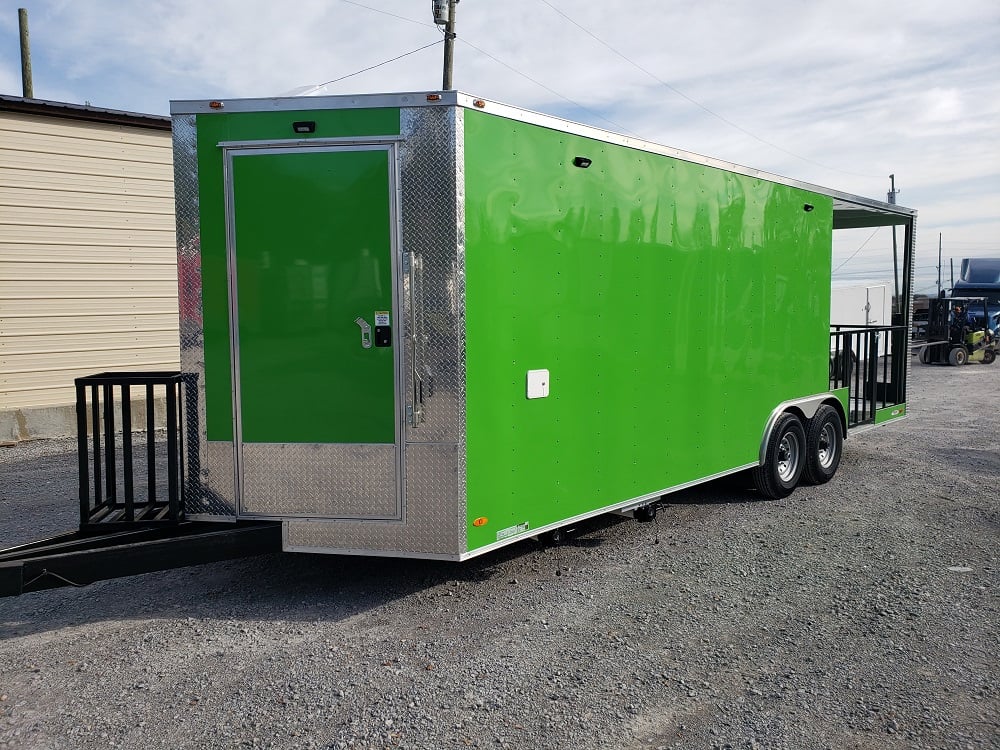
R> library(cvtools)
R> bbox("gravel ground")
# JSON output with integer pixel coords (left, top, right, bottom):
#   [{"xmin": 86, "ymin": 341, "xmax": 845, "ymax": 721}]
[{"xmin": 0, "ymin": 363, "xmax": 997, "ymax": 750}]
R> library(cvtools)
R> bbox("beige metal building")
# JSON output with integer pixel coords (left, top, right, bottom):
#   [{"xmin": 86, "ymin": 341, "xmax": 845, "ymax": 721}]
[{"xmin": 0, "ymin": 96, "xmax": 179, "ymax": 442}]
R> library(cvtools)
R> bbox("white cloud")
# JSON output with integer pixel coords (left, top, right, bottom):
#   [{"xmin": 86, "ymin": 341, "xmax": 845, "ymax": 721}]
[{"xmin": 3, "ymin": 0, "xmax": 998, "ymax": 286}]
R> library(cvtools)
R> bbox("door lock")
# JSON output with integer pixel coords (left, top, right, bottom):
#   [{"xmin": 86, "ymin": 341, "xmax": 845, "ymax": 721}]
[{"xmin": 354, "ymin": 317, "xmax": 372, "ymax": 349}]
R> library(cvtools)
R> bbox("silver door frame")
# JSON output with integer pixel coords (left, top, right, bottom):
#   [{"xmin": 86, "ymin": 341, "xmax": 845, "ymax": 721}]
[{"xmin": 221, "ymin": 140, "xmax": 406, "ymax": 521}]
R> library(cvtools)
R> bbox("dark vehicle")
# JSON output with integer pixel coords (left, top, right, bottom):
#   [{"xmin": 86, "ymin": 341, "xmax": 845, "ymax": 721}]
[{"xmin": 953, "ymin": 258, "xmax": 1000, "ymax": 330}]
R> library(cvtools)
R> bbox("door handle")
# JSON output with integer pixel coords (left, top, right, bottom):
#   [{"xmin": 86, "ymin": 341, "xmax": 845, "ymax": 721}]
[{"xmin": 354, "ymin": 317, "xmax": 372, "ymax": 349}]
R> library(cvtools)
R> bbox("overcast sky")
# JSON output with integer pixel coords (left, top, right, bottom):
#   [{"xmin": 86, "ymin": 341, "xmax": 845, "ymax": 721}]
[{"xmin": 2, "ymin": 0, "xmax": 998, "ymax": 295}]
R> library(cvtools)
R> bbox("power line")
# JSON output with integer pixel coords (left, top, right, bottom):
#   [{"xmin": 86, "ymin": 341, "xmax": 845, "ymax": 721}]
[
  {"xmin": 535, "ymin": 0, "xmax": 881, "ymax": 180},
  {"xmin": 335, "ymin": 0, "xmax": 642, "ymax": 135},
  {"xmin": 339, "ymin": 0, "xmax": 435, "ymax": 28},
  {"xmin": 311, "ymin": 39, "xmax": 443, "ymax": 91},
  {"xmin": 832, "ymin": 228, "xmax": 881, "ymax": 274},
  {"xmin": 458, "ymin": 38, "xmax": 641, "ymax": 137}
]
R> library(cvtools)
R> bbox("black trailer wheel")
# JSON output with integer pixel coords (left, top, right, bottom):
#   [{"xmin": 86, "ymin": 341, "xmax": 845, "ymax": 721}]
[
  {"xmin": 753, "ymin": 413, "xmax": 805, "ymax": 499},
  {"xmin": 802, "ymin": 405, "xmax": 843, "ymax": 485},
  {"xmin": 982, "ymin": 350, "xmax": 996, "ymax": 365},
  {"xmin": 948, "ymin": 346, "xmax": 968, "ymax": 366}
]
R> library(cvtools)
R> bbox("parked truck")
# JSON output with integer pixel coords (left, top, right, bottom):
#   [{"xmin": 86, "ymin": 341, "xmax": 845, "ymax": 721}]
[
  {"xmin": 952, "ymin": 257, "xmax": 1000, "ymax": 330},
  {"xmin": 1, "ymin": 91, "xmax": 916, "ymax": 593}
]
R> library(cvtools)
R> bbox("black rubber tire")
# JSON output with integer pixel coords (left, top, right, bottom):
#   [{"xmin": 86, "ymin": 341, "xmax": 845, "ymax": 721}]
[
  {"xmin": 802, "ymin": 405, "xmax": 843, "ymax": 485},
  {"xmin": 753, "ymin": 413, "xmax": 806, "ymax": 499},
  {"xmin": 919, "ymin": 347, "xmax": 932, "ymax": 365},
  {"xmin": 982, "ymin": 349, "xmax": 996, "ymax": 365},
  {"xmin": 948, "ymin": 347, "xmax": 968, "ymax": 366}
]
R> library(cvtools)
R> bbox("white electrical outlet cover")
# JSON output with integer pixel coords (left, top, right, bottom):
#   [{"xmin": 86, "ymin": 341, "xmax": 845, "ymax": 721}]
[{"xmin": 526, "ymin": 369, "xmax": 550, "ymax": 399}]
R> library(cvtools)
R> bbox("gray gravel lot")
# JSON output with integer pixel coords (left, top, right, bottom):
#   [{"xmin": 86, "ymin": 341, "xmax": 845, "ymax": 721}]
[{"xmin": 0, "ymin": 362, "xmax": 997, "ymax": 750}]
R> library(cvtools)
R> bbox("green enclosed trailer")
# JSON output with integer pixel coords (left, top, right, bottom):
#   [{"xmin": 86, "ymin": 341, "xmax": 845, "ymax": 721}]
[{"xmin": 169, "ymin": 91, "xmax": 916, "ymax": 560}]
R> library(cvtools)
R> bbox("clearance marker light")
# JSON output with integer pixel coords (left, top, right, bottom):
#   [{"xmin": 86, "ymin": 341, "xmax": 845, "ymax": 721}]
[
  {"xmin": 209, "ymin": 101, "xmax": 224, "ymax": 109},
  {"xmin": 472, "ymin": 517, "xmax": 488, "ymax": 527},
  {"xmin": 426, "ymin": 94, "xmax": 442, "ymax": 101},
  {"xmin": 473, "ymin": 99, "xmax": 486, "ymax": 108}
]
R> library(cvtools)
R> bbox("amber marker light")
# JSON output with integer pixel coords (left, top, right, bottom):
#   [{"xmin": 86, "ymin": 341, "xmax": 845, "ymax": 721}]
[
  {"xmin": 472, "ymin": 517, "xmax": 488, "ymax": 527},
  {"xmin": 473, "ymin": 99, "xmax": 486, "ymax": 108},
  {"xmin": 209, "ymin": 101, "xmax": 224, "ymax": 109},
  {"xmin": 426, "ymin": 94, "xmax": 442, "ymax": 101}
]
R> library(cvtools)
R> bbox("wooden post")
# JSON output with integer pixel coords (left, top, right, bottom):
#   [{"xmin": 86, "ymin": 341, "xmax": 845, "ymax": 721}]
[{"xmin": 19, "ymin": 8, "xmax": 33, "ymax": 99}]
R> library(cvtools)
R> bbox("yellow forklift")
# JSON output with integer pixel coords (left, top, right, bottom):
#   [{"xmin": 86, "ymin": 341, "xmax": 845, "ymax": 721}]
[{"xmin": 916, "ymin": 297, "xmax": 997, "ymax": 366}]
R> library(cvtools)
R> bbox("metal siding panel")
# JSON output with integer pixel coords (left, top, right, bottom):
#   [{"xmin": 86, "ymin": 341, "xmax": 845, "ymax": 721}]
[
  {"xmin": 3, "ymin": 205, "xmax": 175, "ymax": 231},
  {"xmin": 1, "ymin": 279, "xmax": 178, "ymax": 298},
  {"xmin": 0, "ymin": 112, "xmax": 171, "ymax": 148},
  {"xmin": 1, "ymin": 330, "xmax": 179, "ymax": 355},
  {"xmin": 0, "ymin": 312, "xmax": 179, "ymax": 335},
  {"xmin": 2, "ymin": 262, "xmax": 177, "ymax": 281},
  {"xmin": 0, "ymin": 244, "xmax": 178, "ymax": 264},
  {"xmin": 1, "ymin": 347, "xmax": 180, "ymax": 372},
  {"xmin": 0, "ymin": 148, "xmax": 173, "ymax": 181},
  {"xmin": 0, "ymin": 110, "xmax": 179, "ymax": 415},
  {"xmin": 2, "ymin": 360, "xmax": 180, "ymax": 395},
  {"xmin": 1, "ymin": 354, "xmax": 180, "ymax": 410},
  {"xmin": 2, "ymin": 224, "xmax": 174, "ymax": 247},
  {"xmin": 0, "ymin": 186, "xmax": 173, "ymax": 214},
  {"xmin": 0, "ymin": 168, "xmax": 175, "ymax": 198},
  {"xmin": 0, "ymin": 296, "xmax": 178, "ymax": 316},
  {"xmin": 0, "ymin": 128, "xmax": 172, "ymax": 164}
]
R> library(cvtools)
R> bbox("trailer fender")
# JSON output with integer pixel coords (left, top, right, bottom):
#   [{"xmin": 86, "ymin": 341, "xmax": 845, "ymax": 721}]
[{"xmin": 758, "ymin": 395, "xmax": 847, "ymax": 466}]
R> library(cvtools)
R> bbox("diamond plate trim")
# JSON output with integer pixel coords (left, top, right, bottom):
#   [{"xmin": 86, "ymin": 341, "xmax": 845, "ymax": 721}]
[
  {"xmin": 397, "ymin": 105, "xmax": 467, "ymax": 553},
  {"xmin": 285, "ymin": 443, "xmax": 461, "ymax": 555},
  {"xmin": 400, "ymin": 106, "xmax": 464, "ymax": 445},
  {"xmin": 241, "ymin": 443, "xmax": 398, "ymax": 519},
  {"xmin": 173, "ymin": 114, "xmax": 237, "ymax": 517}
]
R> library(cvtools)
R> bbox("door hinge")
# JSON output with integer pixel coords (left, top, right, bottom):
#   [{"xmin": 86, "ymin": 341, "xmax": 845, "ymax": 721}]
[{"xmin": 402, "ymin": 252, "xmax": 411, "ymax": 274}]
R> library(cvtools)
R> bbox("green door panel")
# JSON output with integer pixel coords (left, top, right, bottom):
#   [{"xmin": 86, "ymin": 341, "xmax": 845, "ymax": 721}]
[
  {"xmin": 230, "ymin": 148, "xmax": 395, "ymax": 444},
  {"xmin": 195, "ymin": 107, "xmax": 399, "ymax": 442}
]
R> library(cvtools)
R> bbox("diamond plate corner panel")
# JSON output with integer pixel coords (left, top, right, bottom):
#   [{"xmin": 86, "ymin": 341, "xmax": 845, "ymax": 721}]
[
  {"xmin": 399, "ymin": 106, "xmax": 465, "ymax": 446},
  {"xmin": 241, "ymin": 443, "xmax": 398, "ymax": 519},
  {"xmin": 174, "ymin": 114, "xmax": 237, "ymax": 517},
  {"xmin": 284, "ymin": 443, "xmax": 462, "ymax": 555}
]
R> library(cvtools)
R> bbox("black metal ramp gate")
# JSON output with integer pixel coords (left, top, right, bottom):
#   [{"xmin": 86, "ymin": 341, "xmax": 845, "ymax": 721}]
[{"xmin": 0, "ymin": 372, "xmax": 281, "ymax": 598}]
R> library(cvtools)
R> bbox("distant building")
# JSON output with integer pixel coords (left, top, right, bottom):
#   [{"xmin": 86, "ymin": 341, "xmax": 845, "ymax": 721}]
[{"xmin": 0, "ymin": 95, "xmax": 179, "ymax": 442}]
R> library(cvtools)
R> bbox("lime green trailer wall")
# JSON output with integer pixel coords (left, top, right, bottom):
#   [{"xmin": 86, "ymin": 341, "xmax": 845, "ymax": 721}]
[
  {"xmin": 169, "ymin": 91, "xmax": 915, "ymax": 560},
  {"xmin": 462, "ymin": 110, "xmax": 832, "ymax": 551}
]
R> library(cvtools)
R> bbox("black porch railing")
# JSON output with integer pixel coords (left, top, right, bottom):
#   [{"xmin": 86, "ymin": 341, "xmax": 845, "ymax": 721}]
[
  {"xmin": 829, "ymin": 325, "xmax": 907, "ymax": 428},
  {"xmin": 75, "ymin": 372, "xmax": 189, "ymax": 531}
]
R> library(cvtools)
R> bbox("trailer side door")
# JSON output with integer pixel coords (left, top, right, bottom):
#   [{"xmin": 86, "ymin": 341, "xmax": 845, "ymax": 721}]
[{"xmin": 224, "ymin": 145, "xmax": 401, "ymax": 520}]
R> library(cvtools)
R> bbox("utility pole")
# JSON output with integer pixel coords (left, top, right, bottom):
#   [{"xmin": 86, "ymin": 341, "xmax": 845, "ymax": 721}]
[
  {"xmin": 888, "ymin": 175, "xmax": 899, "ymax": 314},
  {"xmin": 433, "ymin": 0, "xmax": 458, "ymax": 90},
  {"xmin": 937, "ymin": 233, "xmax": 943, "ymax": 298},
  {"xmin": 18, "ymin": 8, "xmax": 33, "ymax": 99}
]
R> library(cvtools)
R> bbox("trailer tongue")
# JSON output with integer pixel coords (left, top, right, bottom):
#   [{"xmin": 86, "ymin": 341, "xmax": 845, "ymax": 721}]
[
  {"xmin": 0, "ymin": 522, "xmax": 280, "ymax": 598},
  {"xmin": 0, "ymin": 372, "xmax": 281, "ymax": 598}
]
